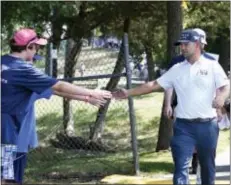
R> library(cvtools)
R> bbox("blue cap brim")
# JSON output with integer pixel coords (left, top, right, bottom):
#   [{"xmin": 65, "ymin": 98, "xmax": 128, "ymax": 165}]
[{"xmin": 174, "ymin": 40, "xmax": 191, "ymax": 46}]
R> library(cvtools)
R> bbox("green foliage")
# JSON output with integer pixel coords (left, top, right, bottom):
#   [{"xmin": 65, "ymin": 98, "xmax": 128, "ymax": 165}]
[
  {"xmin": 97, "ymin": 2, "xmax": 168, "ymax": 64},
  {"xmin": 183, "ymin": 1, "xmax": 230, "ymax": 65},
  {"xmin": 1, "ymin": 1, "xmax": 230, "ymax": 66},
  {"xmin": 184, "ymin": 1, "xmax": 230, "ymax": 39}
]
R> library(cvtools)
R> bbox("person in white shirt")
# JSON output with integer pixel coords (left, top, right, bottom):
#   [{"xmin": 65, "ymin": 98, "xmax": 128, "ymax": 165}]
[
  {"xmin": 113, "ymin": 29, "xmax": 230, "ymax": 185},
  {"xmin": 164, "ymin": 28, "xmax": 220, "ymax": 176},
  {"xmin": 79, "ymin": 62, "xmax": 86, "ymax": 77}
]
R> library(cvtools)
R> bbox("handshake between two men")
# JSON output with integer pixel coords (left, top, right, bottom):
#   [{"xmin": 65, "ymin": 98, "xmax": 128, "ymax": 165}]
[
  {"xmin": 91, "ymin": 80, "xmax": 160, "ymax": 107},
  {"xmin": 91, "ymin": 83, "xmax": 228, "ymax": 112},
  {"xmin": 82, "ymin": 88, "xmax": 128, "ymax": 107}
]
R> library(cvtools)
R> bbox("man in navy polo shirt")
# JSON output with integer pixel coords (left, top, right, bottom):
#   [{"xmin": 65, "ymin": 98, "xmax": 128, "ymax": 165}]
[{"xmin": 1, "ymin": 28, "xmax": 112, "ymax": 184}]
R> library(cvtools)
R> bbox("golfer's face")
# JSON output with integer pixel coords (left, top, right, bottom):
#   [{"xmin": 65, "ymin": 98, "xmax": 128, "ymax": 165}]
[{"xmin": 180, "ymin": 42, "xmax": 196, "ymax": 58}]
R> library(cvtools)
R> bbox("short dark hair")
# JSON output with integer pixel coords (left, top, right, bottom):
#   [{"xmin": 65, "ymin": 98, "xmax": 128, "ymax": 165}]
[{"xmin": 10, "ymin": 38, "xmax": 27, "ymax": 52}]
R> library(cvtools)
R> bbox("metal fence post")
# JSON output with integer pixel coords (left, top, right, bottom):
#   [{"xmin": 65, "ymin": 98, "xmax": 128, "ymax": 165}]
[
  {"xmin": 123, "ymin": 33, "xmax": 140, "ymax": 175},
  {"xmin": 49, "ymin": 43, "xmax": 53, "ymax": 76},
  {"xmin": 45, "ymin": 42, "xmax": 53, "ymax": 76}
]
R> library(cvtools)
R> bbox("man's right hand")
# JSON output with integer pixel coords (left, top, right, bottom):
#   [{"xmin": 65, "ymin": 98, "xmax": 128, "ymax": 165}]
[
  {"xmin": 112, "ymin": 88, "xmax": 129, "ymax": 99},
  {"xmin": 164, "ymin": 104, "xmax": 173, "ymax": 119}
]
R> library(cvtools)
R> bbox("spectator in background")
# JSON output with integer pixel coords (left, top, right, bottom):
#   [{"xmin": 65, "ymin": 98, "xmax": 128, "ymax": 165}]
[
  {"xmin": 129, "ymin": 61, "xmax": 135, "ymax": 72},
  {"xmin": 79, "ymin": 62, "xmax": 86, "ymax": 77}
]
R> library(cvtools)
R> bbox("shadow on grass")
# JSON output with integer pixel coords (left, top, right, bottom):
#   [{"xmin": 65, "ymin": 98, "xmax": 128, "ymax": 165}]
[
  {"xmin": 138, "ymin": 137, "xmax": 158, "ymax": 152},
  {"xmin": 140, "ymin": 161, "xmax": 174, "ymax": 173},
  {"xmin": 139, "ymin": 117, "xmax": 160, "ymax": 132},
  {"xmin": 72, "ymin": 106, "xmax": 131, "ymax": 137},
  {"xmin": 25, "ymin": 146, "xmax": 133, "ymax": 183},
  {"xmin": 36, "ymin": 105, "xmax": 161, "ymax": 154},
  {"xmin": 105, "ymin": 107, "xmax": 129, "ymax": 122},
  {"xmin": 36, "ymin": 107, "xmax": 133, "ymax": 146},
  {"xmin": 138, "ymin": 117, "xmax": 160, "ymax": 152},
  {"xmin": 32, "ymin": 99, "xmax": 166, "ymax": 183},
  {"xmin": 36, "ymin": 113, "xmax": 63, "ymax": 141}
]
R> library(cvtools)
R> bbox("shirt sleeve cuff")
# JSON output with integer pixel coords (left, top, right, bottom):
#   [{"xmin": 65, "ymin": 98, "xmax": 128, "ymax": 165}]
[
  {"xmin": 216, "ymin": 79, "xmax": 229, "ymax": 89},
  {"xmin": 156, "ymin": 78, "xmax": 171, "ymax": 90}
]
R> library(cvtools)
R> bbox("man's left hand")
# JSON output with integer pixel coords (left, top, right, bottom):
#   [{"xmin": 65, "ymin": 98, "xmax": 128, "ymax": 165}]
[
  {"xmin": 212, "ymin": 96, "xmax": 225, "ymax": 109},
  {"xmin": 216, "ymin": 109, "xmax": 223, "ymax": 122}
]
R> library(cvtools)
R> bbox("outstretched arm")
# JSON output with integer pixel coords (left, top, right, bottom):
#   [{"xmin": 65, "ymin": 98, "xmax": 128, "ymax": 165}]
[
  {"xmin": 129, "ymin": 80, "xmax": 163, "ymax": 96},
  {"xmin": 52, "ymin": 81, "xmax": 111, "ymax": 100},
  {"xmin": 53, "ymin": 90, "xmax": 107, "ymax": 107},
  {"xmin": 113, "ymin": 80, "xmax": 163, "ymax": 99},
  {"xmin": 52, "ymin": 81, "xmax": 111, "ymax": 107}
]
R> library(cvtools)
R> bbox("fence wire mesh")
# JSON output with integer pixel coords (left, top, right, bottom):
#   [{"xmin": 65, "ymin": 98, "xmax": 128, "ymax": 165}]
[{"xmin": 24, "ymin": 39, "xmax": 137, "ymax": 184}]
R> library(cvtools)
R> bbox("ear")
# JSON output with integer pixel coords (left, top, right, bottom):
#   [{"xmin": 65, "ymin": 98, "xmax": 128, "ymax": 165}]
[{"xmin": 195, "ymin": 41, "xmax": 201, "ymax": 48}]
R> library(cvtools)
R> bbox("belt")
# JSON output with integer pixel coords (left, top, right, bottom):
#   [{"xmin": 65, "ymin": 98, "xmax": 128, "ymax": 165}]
[{"xmin": 176, "ymin": 117, "xmax": 216, "ymax": 123}]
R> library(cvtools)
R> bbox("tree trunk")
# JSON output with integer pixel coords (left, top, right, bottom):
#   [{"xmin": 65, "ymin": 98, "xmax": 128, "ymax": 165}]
[
  {"xmin": 89, "ymin": 18, "xmax": 130, "ymax": 141},
  {"xmin": 63, "ymin": 39, "xmax": 82, "ymax": 136},
  {"xmin": 145, "ymin": 45, "xmax": 155, "ymax": 81},
  {"xmin": 51, "ymin": 7, "xmax": 62, "ymax": 78},
  {"xmin": 156, "ymin": 1, "xmax": 182, "ymax": 152},
  {"xmin": 166, "ymin": 1, "xmax": 182, "ymax": 63},
  {"xmin": 156, "ymin": 104, "xmax": 174, "ymax": 152},
  {"xmin": 217, "ymin": 29, "xmax": 230, "ymax": 73},
  {"xmin": 52, "ymin": 47, "xmax": 58, "ymax": 78}
]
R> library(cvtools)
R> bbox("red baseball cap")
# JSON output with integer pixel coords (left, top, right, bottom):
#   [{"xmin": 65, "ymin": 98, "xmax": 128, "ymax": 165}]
[{"xmin": 13, "ymin": 28, "xmax": 47, "ymax": 46}]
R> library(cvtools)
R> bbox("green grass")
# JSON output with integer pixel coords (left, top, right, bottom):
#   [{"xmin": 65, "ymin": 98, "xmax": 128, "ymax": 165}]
[
  {"xmin": 217, "ymin": 129, "xmax": 230, "ymax": 153},
  {"xmin": 24, "ymin": 92, "xmax": 230, "ymax": 184},
  {"xmin": 34, "ymin": 60, "xmax": 45, "ymax": 68}
]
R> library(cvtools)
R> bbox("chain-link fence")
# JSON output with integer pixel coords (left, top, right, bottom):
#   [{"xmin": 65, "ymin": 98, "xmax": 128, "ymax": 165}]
[{"xmin": 24, "ymin": 34, "xmax": 142, "ymax": 184}]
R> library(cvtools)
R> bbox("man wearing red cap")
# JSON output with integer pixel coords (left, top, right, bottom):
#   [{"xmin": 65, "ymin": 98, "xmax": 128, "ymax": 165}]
[{"xmin": 1, "ymin": 28, "xmax": 112, "ymax": 184}]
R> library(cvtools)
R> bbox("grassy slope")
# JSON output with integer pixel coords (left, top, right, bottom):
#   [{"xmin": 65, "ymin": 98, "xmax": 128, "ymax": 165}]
[
  {"xmin": 25, "ymin": 48, "xmax": 230, "ymax": 183},
  {"xmin": 25, "ymin": 92, "xmax": 230, "ymax": 183}
]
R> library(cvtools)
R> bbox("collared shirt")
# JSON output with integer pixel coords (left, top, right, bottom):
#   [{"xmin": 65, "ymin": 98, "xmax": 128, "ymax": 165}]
[
  {"xmin": 157, "ymin": 55, "xmax": 228, "ymax": 119},
  {"xmin": 167, "ymin": 52, "xmax": 217, "ymax": 70},
  {"xmin": 167, "ymin": 53, "xmax": 218, "ymax": 107},
  {"xmin": 1, "ymin": 55, "xmax": 58, "ymax": 152}
]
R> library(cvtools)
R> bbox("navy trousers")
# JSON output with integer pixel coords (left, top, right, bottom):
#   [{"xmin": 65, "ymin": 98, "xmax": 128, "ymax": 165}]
[
  {"xmin": 14, "ymin": 152, "xmax": 27, "ymax": 184},
  {"xmin": 170, "ymin": 118, "xmax": 219, "ymax": 185}
]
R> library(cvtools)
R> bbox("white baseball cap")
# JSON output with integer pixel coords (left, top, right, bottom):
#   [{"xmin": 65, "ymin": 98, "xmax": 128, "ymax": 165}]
[{"xmin": 193, "ymin": 28, "xmax": 207, "ymax": 45}]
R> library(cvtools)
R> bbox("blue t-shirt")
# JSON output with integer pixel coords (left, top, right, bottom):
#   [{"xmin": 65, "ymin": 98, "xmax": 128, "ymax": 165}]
[
  {"xmin": 167, "ymin": 52, "xmax": 217, "ymax": 70},
  {"xmin": 1, "ymin": 55, "xmax": 58, "ymax": 152}
]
